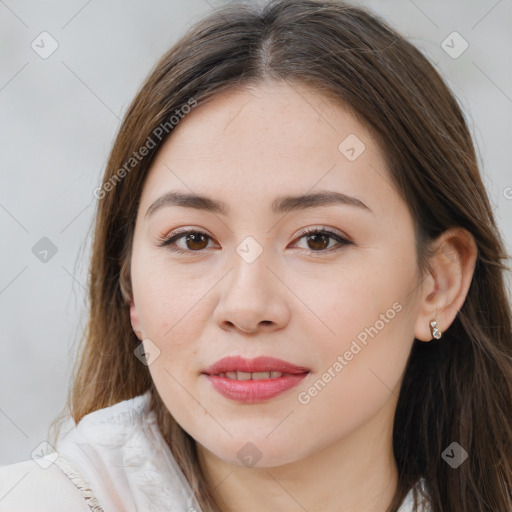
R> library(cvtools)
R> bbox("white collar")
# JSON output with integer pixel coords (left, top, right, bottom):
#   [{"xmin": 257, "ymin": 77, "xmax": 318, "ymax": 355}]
[{"xmin": 55, "ymin": 390, "xmax": 201, "ymax": 511}]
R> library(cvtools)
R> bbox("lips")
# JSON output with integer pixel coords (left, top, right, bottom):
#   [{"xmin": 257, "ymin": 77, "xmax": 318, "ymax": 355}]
[
  {"xmin": 202, "ymin": 356, "xmax": 310, "ymax": 403},
  {"xmin": 203, "ymin": 356, "xmax": 310, "ymax": 376}
]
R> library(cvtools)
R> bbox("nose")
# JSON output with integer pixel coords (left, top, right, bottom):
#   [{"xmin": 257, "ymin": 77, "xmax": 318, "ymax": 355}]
[{"xmin": 213, "ymin": 247, "xmax": 291, "ymax": 335}]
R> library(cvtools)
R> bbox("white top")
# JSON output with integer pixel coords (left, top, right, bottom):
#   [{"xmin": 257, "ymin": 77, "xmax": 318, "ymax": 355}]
[{"xmin": 0, "ymin": 391, "xmax": 430, "ymax": 511}]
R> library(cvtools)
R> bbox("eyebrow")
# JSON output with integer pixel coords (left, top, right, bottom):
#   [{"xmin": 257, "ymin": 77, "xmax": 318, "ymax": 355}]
[{"xmin": 145, "ymin": 190, "xmax": 371, "ymax": 219}]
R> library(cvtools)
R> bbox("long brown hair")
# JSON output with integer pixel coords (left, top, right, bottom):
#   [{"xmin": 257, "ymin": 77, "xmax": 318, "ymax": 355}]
[{"xmin": 49, "ymin": 1, "xmax": 512, "ymax": 510}]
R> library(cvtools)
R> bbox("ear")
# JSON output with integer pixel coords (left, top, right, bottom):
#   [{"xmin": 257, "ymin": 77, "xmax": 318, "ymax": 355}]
[
  {"xmin": 129, "ymin": 299, "xmax": 143, "ymax": 341},
  {"xmin": 414, "ymin": 227, "xmax": 477, "ymax": 342}
]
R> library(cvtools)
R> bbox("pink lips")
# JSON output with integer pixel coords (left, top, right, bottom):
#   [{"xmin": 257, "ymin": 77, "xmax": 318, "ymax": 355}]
[{"xmin": 202, "ymin": 356, "xmax": 310, "ymax": 403}]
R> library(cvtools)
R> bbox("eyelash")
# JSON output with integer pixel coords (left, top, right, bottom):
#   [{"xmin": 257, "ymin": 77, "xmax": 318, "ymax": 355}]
[{"xmin": 156, "ymin": 226, "xmax": 352, "ymax": 256}]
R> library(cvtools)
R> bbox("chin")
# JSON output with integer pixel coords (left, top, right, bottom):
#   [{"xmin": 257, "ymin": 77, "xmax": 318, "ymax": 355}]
[{"xmin": 202, "ymin": 435, "xmax": 309, "ymax": 469}]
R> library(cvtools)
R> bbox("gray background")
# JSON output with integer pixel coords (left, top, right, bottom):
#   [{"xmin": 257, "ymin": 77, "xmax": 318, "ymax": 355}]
[{"xmin": 1, "ymin": 0, "xmax": 511, "ymax": 464}]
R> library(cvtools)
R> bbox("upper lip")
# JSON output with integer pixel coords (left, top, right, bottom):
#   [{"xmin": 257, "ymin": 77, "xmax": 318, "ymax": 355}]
[{"xmin": 202, "ymin": 356, "xmax": 310, "ymax": 375}]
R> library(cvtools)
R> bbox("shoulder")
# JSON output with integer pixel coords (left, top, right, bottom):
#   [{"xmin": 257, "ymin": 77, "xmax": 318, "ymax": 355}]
[
  {"xmin": 0, "ymin": 457, "xmax": 90, "ymax": 512},
  {"xmin": 398, "ymin": 478, "xmax": 432, "ymax": 512},
  {"xmin": 32, "ymin": 390, "xmax": 200, "ymax": 512},
  {"xmin": 0, "ymin": 391, "xmax": 201, "ymax": 512},
  {"xmin": 0, "ymin": 392, "xmax": 155, "ymax": 512}
]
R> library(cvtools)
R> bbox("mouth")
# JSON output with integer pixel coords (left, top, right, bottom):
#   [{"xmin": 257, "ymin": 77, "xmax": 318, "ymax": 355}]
[
  {"xmin": 211, "ymin": 370, "xmax": 300, "ymax": 380},
  {"xmin": 202, "ymin": 355, "xmax": 310, "ymax": 375},
  {"xmin": 202, "ymin": 356, "xmax": 310, "ymax": 403}
]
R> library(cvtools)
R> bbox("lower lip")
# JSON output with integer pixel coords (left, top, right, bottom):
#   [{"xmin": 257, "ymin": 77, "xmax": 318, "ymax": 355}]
[{"xmin": 205, "ymin": 373, "xmax": 309, "ymax": 403}]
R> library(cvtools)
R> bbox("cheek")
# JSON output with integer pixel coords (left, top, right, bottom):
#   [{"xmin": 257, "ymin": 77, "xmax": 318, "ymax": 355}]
[
  {"xmin": 304, "ymin": 248, "xmax": 418, "ymax": 398},
  {"xmin": 131, "ymin": 249, "xmax": 214, "ymax": 342},
  {"xmin": 132, "ymin": 258, "xmax": 207, "ymax": 420},
  {"xmin": 318, "ymin": 251, "xmax": 415, "ymax": 343},
  {"xmin": 292, "ymin": 280, "xmax": 415, "ymax": 450}
]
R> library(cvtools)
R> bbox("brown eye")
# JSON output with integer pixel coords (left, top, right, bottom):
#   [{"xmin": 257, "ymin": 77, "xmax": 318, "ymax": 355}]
[
  {"xmin": 184, "ymin": 232, "xmax": 209, "ymax": 250},
  {"xmin": 305, "ymin": 232, "xmax": 330, "ymax": 251},
  {"xmin": 158, "ymin": 227, "xmax": 351, "ymax": 256},
  {"xmin": 158, "ymin": 229, "xmax": 215, "ymax": 253},
  {"xmin": 294, "ymin": 227, "xmax": 351, "ymax": 254}
]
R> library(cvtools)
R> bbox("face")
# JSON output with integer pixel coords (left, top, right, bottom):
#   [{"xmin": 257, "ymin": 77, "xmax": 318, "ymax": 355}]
[{"xmin": 129, "ymin": 81, "xmax": 424, "ymax": 468}]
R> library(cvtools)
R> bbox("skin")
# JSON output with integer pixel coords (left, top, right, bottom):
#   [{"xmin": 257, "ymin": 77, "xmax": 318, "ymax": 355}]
[{"xmin": 129, "ymin": 80, "xmax": 477, "ymax": 512}]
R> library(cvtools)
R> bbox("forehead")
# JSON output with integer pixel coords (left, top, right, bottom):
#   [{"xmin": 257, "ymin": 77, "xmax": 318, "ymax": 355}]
[{"xmin": 140, "ymin": 81, "xmax": 393, "ymax": 215}]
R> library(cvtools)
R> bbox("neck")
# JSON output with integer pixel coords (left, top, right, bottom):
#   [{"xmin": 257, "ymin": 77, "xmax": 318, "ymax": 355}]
[{"xmin": 196, "ymin": 395, "xmax": 399, "ymax": 512}]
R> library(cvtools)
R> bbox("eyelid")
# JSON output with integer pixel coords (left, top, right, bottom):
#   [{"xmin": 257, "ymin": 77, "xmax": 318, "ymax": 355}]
[{"xmin": 297, "ymin": 225, "xmax": 350, "ymax": 241}]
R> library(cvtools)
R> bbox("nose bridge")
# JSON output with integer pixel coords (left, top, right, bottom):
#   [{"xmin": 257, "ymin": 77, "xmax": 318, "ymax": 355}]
[
  {"xmin": 213, "ymin": 233, "xmax": 290, "ymax": 332},
  {"xmin": 228, "ymin": 233, "xmax": 273, "ymax": 298}
]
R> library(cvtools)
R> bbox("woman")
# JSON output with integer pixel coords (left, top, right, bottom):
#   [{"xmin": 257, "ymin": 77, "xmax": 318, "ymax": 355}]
[{"xmin": 1, "ymin": 0, "xmax": 511, "ymax": 511}]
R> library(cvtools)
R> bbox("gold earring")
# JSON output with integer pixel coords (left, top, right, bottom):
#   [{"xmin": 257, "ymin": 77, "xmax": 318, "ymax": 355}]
[{"xmin": 429, "ymin": 319, "xmax": 442, "ymax": 340}]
